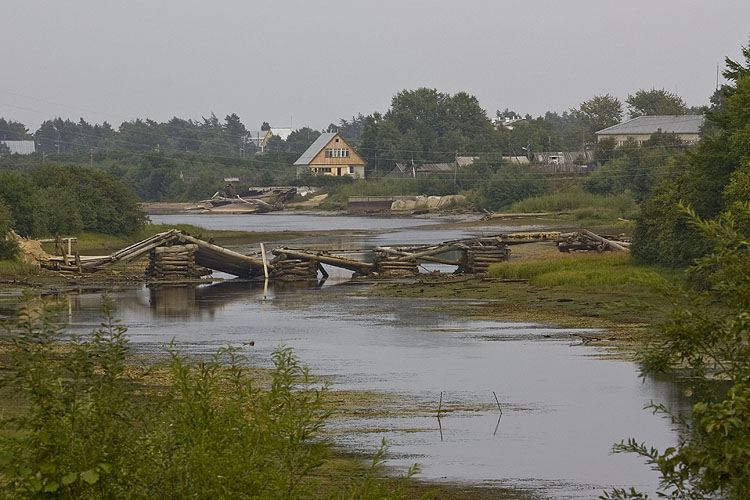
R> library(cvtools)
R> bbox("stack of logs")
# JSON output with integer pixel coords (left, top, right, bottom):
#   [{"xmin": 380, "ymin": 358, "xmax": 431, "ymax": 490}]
[
  {"xmin": 461, "ymin": 245, "xmax": 510, "ymax": 273},
  {"xmin": 556, "ymin": 230, "xmax": 630, "ymax": 253},
  {"xmin": 148, "ymin": 244, "xmax": 209, "ymax": 279},
  {"xmin": 373, "ymin": 253, "xmax": 419, "ymax": 277},
  {"xmin": 270, "ymin": 256, "xmax": 319, "ymax": 281}
]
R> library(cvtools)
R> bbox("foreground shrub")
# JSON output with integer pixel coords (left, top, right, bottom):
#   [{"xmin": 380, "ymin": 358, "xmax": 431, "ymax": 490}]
[{"xmin": 0, "ymin": 299, "xmax": 412, "ymax": 499}]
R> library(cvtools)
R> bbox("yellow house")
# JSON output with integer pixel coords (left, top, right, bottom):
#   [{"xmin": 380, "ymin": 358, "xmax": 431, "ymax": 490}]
[{"xmin": 294, "ymin": 133, "xmax": 366, "ymax": 178}]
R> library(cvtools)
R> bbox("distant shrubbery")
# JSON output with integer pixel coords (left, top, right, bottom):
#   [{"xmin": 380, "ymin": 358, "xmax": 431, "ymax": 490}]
[
  {"xmin": 508, "ymin": 187, "xmax": 638, "ymax": 219},
  {"xmin": 471, "ymin": 163, "xmax": 548, "ymax": 211},
  {"xmin": 0, "ymin": 200, "xmax": 18, "ymax": 259},
  {"xmin": 0, "ymin": 165, "xmax": 147, "ymax": 237}
]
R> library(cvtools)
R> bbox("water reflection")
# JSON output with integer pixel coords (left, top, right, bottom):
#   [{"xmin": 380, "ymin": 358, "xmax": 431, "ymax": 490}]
[{"xmin": 146, "ymin": 280, "xmax": 327, "ymax": 318}]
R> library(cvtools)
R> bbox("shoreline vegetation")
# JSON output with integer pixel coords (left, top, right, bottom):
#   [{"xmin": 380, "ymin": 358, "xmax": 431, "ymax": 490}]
[{"xmin": 0, "ymin": 294, "xmax": 540, "ymax": 500}]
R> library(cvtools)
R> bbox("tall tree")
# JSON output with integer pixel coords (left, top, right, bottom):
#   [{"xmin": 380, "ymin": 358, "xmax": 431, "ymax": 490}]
[
  {"xmin": 0, "ymin": 118, "xmax": 32, "ymax": 140},
  {"xmin": 223, "ymin": 113, "xmax": 247, "ymax": 155},
  {"xmin": 626, "ymin": 89, "xmax": 688, "ymax": 117},
  {"xmin": 571, "ymin": 94, "xmax": 623, "ymax": 140}
]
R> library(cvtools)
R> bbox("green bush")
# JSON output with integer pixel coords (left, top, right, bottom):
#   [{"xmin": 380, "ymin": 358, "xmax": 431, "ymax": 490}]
[
  {"xmin": 472, "ymin": 164, "xmax": 548, "ymax": 211},
  {"xmin": 0, "ymin": 299, "xmax": 413, "ymax": 499},
  {"xmin": 508, "ymin": 187, "xmax": 638, "ymax": 219}
]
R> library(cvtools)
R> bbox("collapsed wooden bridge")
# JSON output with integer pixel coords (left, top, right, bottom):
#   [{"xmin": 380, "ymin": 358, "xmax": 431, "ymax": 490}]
[{"xmin": 41, "ymin": 229, "xmax": 627, "ymax": 281}]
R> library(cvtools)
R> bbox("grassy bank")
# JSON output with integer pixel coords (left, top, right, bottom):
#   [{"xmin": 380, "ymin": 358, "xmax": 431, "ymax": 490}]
[
  {"xmin": 487, "ymin": 252, "xmax": 679, "ymax": 289},
  {"xmin": 0, "ymin": 260, "xmax": 40, "ymax": 277},
  {"xmin": 373, "ymin": 246, "xmax": 681, "ymax": 355}
]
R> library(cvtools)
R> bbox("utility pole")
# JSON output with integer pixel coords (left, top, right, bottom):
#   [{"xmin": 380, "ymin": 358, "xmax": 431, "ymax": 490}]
[
  {"xmin": 716, "ymin": 63, "xmax": 720, "ymax": 91},
  {"xmin": 454, "ymin": 151, "xmax": 458, "ymax": 185}
]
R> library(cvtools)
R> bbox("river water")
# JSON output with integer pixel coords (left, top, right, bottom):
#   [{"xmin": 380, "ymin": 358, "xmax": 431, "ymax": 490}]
[{"xmin": 9, "ymin": 214, "xmax": 690, "ymax": 498}]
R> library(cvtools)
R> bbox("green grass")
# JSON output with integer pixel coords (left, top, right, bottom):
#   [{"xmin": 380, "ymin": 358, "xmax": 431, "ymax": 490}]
[
  {"xmin": 508, "ymin": 187, "xmax": 639, "ymax": 220},
  {"xmin": 487, "ymin": 252, "xmax": 679, "ymax": 289},
  {"xmin": 0, "ymin": 259, "xmax": 41, "ymax": 276}
]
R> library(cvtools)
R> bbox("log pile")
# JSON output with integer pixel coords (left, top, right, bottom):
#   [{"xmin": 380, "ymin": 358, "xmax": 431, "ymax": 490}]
[
  {"xmin": 555, "ymin": 230, "xmax": 630, "ymax": 253},
  {"xmin": 147, "ymin": 244, "xmax": 210, "ymax": 279},
  {"xmin": 373, "ymin": 253, "xmax": 419, "ymax": 277},
  {"xmin": 269, "ymin": 258, "xmax": 319, "ymax": 281},
  {"xmin": 461, "ymin": 245, "xmax": 510, "ymax": 273}
]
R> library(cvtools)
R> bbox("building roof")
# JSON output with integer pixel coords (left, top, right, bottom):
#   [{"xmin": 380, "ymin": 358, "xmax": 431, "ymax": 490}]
[
  {"xmin": 294, "ymin": 132, "xmax": 337, "ymax": 165},
  {"xmin": 417, "ymin": 162, "xmax": 456, "ymax": 173},
  {"xmin": 456, "ymin": 156, "xmax": 478, "ymax": 167},
  {"xmin": 1, "ymin": 140, "xmax": 36, "ymax": 154},
  {"xmin": 246, "ymin": 130, "xmax": 269, "ymax": 146},
  {"xmin": 268, "ymin": 128, "xmax": 293, "ymax": 141},
  {"xmin": 595, "ymin": 115, "xmax": 704, "ymax": 136},
  {"xmin": 532, "ymin": 151, "xmax": 592, "ymax": 165}
]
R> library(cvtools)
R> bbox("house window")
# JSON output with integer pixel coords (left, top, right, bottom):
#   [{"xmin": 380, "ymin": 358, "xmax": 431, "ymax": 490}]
[
  {"xmin": 348, "ymin": 166, "xmax": 354, "ymax": 174},
  {"xmin": 325, "ymin": 149, "xmax": 332, "ymax": 158}
]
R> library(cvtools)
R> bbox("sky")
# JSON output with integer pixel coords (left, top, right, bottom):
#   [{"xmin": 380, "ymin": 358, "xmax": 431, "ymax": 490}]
[{"xmin": 2, "ymin": 0, "xmax": 749, "ymax": 133}]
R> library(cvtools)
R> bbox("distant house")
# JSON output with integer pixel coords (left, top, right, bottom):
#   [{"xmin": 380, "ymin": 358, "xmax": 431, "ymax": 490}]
[
  {"xmin": 531, "ymin": 151, "xmax": 593, "ymax": 173},
  {"xmin": 455, "ymin": 156, "xmax": 478, "ymax": 167},
  {"xmin": 595, "ymin": 115, "xmax": 704, "ymax": 146},
  {"xmin": 246, "ymin": 128, "xmax": 295, "ymax": 152},
  {"xmin": 246, "ymin": 130, "xmax": 268, "ymax": 150},
  {"xmin": 294, "ymin": 132, "xmax": 366, "ymax": 178},
  {"xmin": 387, "ymin": 161, "xmax": 457, "ymax": 178},
  {"xmin": 0, "ymin": 140, "xmax": 36, "ymax": 155}
]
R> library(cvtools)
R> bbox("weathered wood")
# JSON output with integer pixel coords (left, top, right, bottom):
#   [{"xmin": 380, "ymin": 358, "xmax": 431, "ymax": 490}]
[
  {"xmin": 272, "ymin": 247, "xmax": 373, "ymax": 273},
  {"xmin": 374, "ymin": 246, "xmax": 461, "ymax": 266},
  {"xmin": 393, "ymin": 243, "xmax": 464, "ymax": 263},
  {"xmin": 581, "ymin": 230, "xmax": 630, "ymax": 252}
]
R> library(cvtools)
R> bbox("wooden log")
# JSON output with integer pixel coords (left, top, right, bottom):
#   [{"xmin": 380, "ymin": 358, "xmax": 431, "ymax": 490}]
[
  {"xmin": 272, "ymin": 247, "xmax": 373, "ymax": 273},
  {"xmin": 393, "ymin": 244, "xmax": 463, "ymax": 262},
  {"xmin": 374, "ymin": 246, "xmax": 462, "ymax": 266},
  {"xmin": 581, "ymin": 230, "xmax": 629, "ymax": 252}
]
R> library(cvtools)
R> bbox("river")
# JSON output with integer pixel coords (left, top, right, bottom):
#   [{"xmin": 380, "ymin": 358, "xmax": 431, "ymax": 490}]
[{"xmin": 7, "ymin": 214, "xmax": 689, "ymax": 498}]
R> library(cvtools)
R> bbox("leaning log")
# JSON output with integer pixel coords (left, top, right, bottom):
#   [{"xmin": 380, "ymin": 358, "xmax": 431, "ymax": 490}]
[
  {"xmin": 581, "ymin": 230, "xmax": 630, "ymax": 252},
  {"xmin": 271, "ymin": 247, "xmax": 373, "ymax": 274}
]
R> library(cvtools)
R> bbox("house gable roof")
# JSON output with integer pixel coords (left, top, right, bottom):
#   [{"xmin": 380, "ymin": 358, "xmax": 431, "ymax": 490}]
[
  {"xmin": 1, "ymin": 140, "xmax": 36, "ymax": 154},
  {"xmin": 293, "ymin": 133, "xmax": 365, "ymax": 166},
  {"xmin": 268, "ymin": 128, "xmax": 293, "ymax": 141},
  {"xmin": 595, "ymin": 115, "xmax": 704, "ymax": 136}
]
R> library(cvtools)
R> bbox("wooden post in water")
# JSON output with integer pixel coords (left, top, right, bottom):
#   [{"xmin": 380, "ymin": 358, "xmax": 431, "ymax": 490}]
[{"xmin": 260, "ymin": 243, "xmax": 269, "ymax": 279}]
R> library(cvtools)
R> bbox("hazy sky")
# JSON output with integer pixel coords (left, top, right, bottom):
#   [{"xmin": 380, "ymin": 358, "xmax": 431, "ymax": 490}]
[{"xmin": 2, "ymin": 0, "xmax": 749, "ymax": 132}]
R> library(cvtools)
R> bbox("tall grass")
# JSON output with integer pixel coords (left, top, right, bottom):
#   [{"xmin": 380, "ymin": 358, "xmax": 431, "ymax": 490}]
[
  {"xmin": 508, "ymin": 187, "xmax": 639, "ymax": 219},
  {"xmin": 488, "ymin": 252, "xmax": 677, "ymax": 289},
  {"xmin": 0, "ymin": 260, "xmax": 41, "ymax": 276}
]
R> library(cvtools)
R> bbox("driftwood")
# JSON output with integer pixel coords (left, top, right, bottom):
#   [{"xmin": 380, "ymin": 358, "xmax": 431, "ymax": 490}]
[
  {"xmin": 556, "ymin": 230, "xmax": 631, "ymax": 253},
  {"xmin": 581, "ymin": 230, "xmax": 630, "ymax": 252},
  {"xmin": 375, "ymin": 246, "xmax": 460, "ymax": 265}
]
